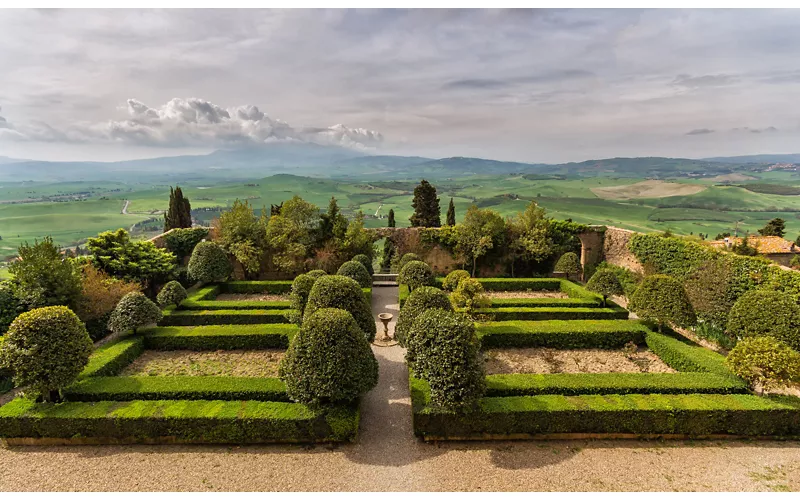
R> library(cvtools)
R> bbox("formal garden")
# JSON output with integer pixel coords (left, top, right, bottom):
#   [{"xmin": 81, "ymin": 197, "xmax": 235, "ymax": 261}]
[{"xmin": 0, "ymin": 181, "xmax": 799, "ymax": 445}]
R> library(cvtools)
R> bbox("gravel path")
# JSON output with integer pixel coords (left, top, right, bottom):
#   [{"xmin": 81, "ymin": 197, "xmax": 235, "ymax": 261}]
[{"xmin": 1, "ymin": 286, "xmax": 799, "ymax": 491}]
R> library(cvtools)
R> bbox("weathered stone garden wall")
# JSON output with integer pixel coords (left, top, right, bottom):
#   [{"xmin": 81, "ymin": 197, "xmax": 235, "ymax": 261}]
[{"xmin": 601, "ymin": 226, "xmax": 644, "ymax": 273}]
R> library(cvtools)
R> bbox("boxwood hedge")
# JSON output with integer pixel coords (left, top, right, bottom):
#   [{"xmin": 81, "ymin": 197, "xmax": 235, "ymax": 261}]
[
  {"xmin": 476, "ymin": 319, "xmax": 649, "ymax": 348},
  {"xmin": 140, "ymin": 325, "xmax": 296, "ymax": 350},
  {"xmin": 481, "ymin": 306, "xmax": 628, "ymax": 321},
  {"xmin": 78, "ymin": 337, "xmax": 145, "ymax": 378},
  {"xmin": 64, "ymin": 376, "xmax": 290, "ymax": 402},
  {"xmin": 159, "ymin": 309, "xmax": 290, "ymax": 326}
]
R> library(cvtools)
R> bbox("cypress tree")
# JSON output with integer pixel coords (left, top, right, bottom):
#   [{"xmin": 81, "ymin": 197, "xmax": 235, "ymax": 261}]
[
  {"xmin": 388, "ymin": 209, "xmax": 396, "ymax": 228},
  {"xmin": 409, "ymin": 179, "xmax": 441, "ymax": 228},
  {"xmin": 446, "ymin": 198, "xmax": 456, "ymax": 226},
  {"xmin": 164, "ymin": 186, "xmax": 192, "ymax": 231}
]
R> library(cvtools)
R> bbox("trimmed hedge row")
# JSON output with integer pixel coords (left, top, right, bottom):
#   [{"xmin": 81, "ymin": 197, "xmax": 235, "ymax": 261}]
[
  {"xmin": 182, "ymin": 285, "xmax": 370, "ymax": 311},
  {"xmin": 645, "ymin": 330, "xmax": 734, "ymax": 377},
  {"xmin": 410, "ymin": 379, "xmax": 800, "ymax": 438},
  {"xmin": 0, "ymin": 398, "xmax": 360, "ymax": 443},
  {"xmin": 141, "ymin": 325, "xmax": 296, "ymax": 350},
  {"xmin": 476, "ymin": 320, "xmax": 650, "ymax": 348},
  {"xmin": 483, "ymin": 372, "xmax": 748, "ymax": 396},
  {"xmin": 400, "ymin": 279, "xmax": 603, "ymax": 308},
  {"xmin": 64, "ymin": 376, "xmax": 290, "ymax": 402},
  {"xmin": 160, "ymin": 309, "xmax": 290, "ymax": 326},
  {"xmin": 219, "ymin": 281, "xmax": 294, "ymax": 294},
  {"xmin": 79, "ymin": 337, "xmax": 145, "ymax": 378},
  {"xmin": 481, "ymin": 306, "xmax": 629, "ymax": 321},
  {"xmin": 490, "ymin": 298, "xmax": 600, "ymax": 308}
]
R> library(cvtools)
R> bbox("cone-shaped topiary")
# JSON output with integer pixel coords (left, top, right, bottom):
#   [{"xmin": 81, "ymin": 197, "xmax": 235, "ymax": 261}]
[
  {"xmin": 406, "ymin": 309, "xmax": 485, "ymax": 412},
  {"xmin": 727, "ymin": 290, "xmax": 800, "ymax": 350},
  {"xmin": 156, "ymin": 280, "xmax": 188, "ymax": 308},
  {"xmin": 725, "ymin": 336, "xmax": 800, "ymax": 392},
  {"xmin": 279, "ymin": 308, "xmax": 378, "ymax": 406},
  {"xmin": 554, "ymin": 252, "xmax": 582, "ymax": 279},
  {"xmin": 629, "ymin": 274, "xmax": 696, "ymax": 331},
  {"xmin": 395, "ymin": 252, "xmax": 421, "ymax": 272},
  {"xmin": 304, "ymin": 275, "xmax": 376, "ymax": 341},
  {"xmin": 442, "ymin": 269, "xmax": 471, "ymax": 292},
  {"xmin": 395, "ymin": 286, "xmax": 453, "ymax": 347},
  {"xmin": 0, "ymin": 306, "xmax": 92, "ymax": 402},
  {"xmin": 337, "ymin": 261, "xmax": 372, "ymax": 288},
  {"xmin": 188, "ymin": 241, "xmax": 232, "ymax": 283},
  {"xmin": 351, "ymin": 254, "xmax": 374, "ymax": 275},
  {"xmin": 586, "ymin": 270, "xmax": 624, "ymax": 306},
  {"xmin": 107, "ymin": 291, "xmax": 162, "ymax": 334},
  {"xmin": 398, "ymin": 260, "xmax": 435, "ymax": 292},
  {"xmin": 289, "ymin": 271, "xmax": 326, "ymax": 324}
]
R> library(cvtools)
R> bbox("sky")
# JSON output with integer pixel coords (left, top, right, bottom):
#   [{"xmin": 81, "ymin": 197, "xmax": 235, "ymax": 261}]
[{"xmin": 1, "ymin": 8, "xmax": 800, "ymax": 164}]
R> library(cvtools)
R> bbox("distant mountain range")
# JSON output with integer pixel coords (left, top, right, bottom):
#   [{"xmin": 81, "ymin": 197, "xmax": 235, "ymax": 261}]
[{"xmin": 0, "ymin": 142, "xmax": 798, "ymax": 183}]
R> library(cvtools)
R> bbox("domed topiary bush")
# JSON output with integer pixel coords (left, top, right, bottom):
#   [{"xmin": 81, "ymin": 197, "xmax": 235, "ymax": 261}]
[
  {"xmin": 351, "ymin": 254, "xmax": 374, "ymax": 275},
  {"xmin": 395, "ymin": 286, "xmax": 453, "ymax": 347},
  {"xmin": 394, "ymin": 252, "xmax": 421, "ymax": 273},
  {"xmin": 406, "ymin": 309, "xmax": 485, "ymax": 412},
  {"xmin": 398, "ymin": 260, "xmax": 435, "ymax": 292},
  {"xmin": 0, "ymin": 306, "xmax": 92, "ymax": 402},
  {"xmin": 304, "ymin": 275, "xmax": 376, "ymax": 341},
  {"xmin": 586, "ymin": 270, "xmax": 624, "ymax": 306},
  {"xmin": 727, "ymin": 290, "xmax": 800, "ymax": 350},
  {"xmin": 279, "ymin": 308, "xmax": 378, "ymax": 406},
  {"xmin": 629, "ymin": 274, "xmax": 696, "ymax": 332},
  {"xmin": 157, "ymin": 280, "xmax": 188, "ymax": 309},
  {"xmin": 107, "ymin": 291, "xmax": 162, "ymax": 334},
  {"xmin": 306, "ymin": 269, "xmax": 327, "ymax": 278},
  {"xmin": 289, "ymin": 271, "xmax": 326, "ymax": 325},
  {"xmin": 451, "ymin": 277, "xmax": 491, "ymax": 316},
  {"xmin": 442, "ymin": 269, "xmax": 471, "ymax": 292},
  {"xmin": 554, "ymin": 252, "xmax": 582, "ymax": 279},
  {"xmin": 725, "ymin": 336, "xmax": 800, "ymax": 393},
  {"xmin": 337, "ymin": 261, "xmax": 372, "ymax": 288},
  {"xmin": 188, "ymin": 241, "xmax": 232, "ymax": 283}
]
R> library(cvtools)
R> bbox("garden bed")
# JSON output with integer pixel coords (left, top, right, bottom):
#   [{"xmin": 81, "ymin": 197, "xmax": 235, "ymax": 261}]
[
  {"xmin": 215, "ymin": 293, "xmax": 288, "ymax": 302},
  {"xmin": 119, "ymin": 349, "xmax": 285, "ymax": 377},
  {"xmin": 484, "ymin": 347, "xmax": 674, "ymax": 375}
]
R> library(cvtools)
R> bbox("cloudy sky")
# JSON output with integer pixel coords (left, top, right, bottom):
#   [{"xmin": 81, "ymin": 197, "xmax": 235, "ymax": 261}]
[{"xmin": 1, "ymin": 8, "xmax": 800, "ymax": 163}]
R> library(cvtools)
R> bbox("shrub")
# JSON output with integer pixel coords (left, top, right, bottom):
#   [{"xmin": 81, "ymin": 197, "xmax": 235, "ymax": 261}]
[
  {"xmin": 10, "ymin": 236, "xmax": 82, "ymax": 310},
  {"xmin": 394, "ymin": 253, "xmax": 421, "ymax": 273},
  {"xmin": 406, "ymin": 309, "xmax": 485, "ymax": 412},
  {"xmin": 164, "ymin": 227, "xmax": 209, "ymax": 261},
  {"xmin": 307, "ymin": 269, "xmax": 327, "ymax": 278},
  {"xmin": 303, "ymin": 275, "xmax": 376, "ymax": 341},
  {"xmin": 351, "ymin": 254, "xmax": 374, "ymax": 275},
  {"xmin": 594, "ymin": 262, "xmax": 642, "ymax": 297},
  {"xmin": 74, "ymin": 265, "xmax": 141, "ymax": 341},
  {"xmin": 791, "ymin": 254, "xmax": 800, "ymax": 270},
  {"xmin": 684, "ymin": 259, "xmax": 736, "ymax": 328},
  {"xmin": 289, "ymin": 272, "xmax": 326, "ymax": 324},
  {"xmin": 0, "ymin": 281, "xmax": 23, "ymax": 335},
  {"xmin": 726, "ymin": 290, "xmax": 800, "ymax": 350},
  {"xmin": 554, "ymin": 252, "xmax": 581, "ymax": 279},
  {"xmin": 0, "ymin": 306, "xmax": 92, "ymax": 401},
  {"xmin": 107, "ymin": 291, "xmax": 162, "ymax": 334},
  {"xmin": 279, "ymin": 308, "xmax": 378, "ymax": 406},
  {"xmin": 337, "ymin": 261, "xmax": 372, "ymax": 288},
  {"xmin": 188, "ymin": 241, "xmax": 232, "ymax": 283},
  {"xmin": 87, "ymin": 229, "xmax": 176, "ymax": 286},
  {"xmin": 157, "ymin": 281, "xmax": 188, "ymax": 308},
  {"xmin": 395, "ymin": 286, "xmax": 453, "ymax": 346},
  {"xmin": 442, "ymin": 269, "xmax": 471, "ymax": 292},
  {"xmin": 725, "ymin": 336, "xmax": 800, "ymax": 392},
  {"xmin": 585, "ymin": 270, "xmax": 624, "ymax": 306},
  {"xmin": 629, "ymin": 274, "xmax": 696, "ymax": 331},
  {"xmin": 451, "ymin": 277, "xmax": 491, "ymax": 316},
  {"xmin": 398, "ymin": 260, "xmax": 434, "ymax": 291}
]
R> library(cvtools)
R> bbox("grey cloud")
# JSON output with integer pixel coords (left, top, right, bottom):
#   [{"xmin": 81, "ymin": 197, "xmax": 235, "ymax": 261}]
[
  {"xmin": 686, "ymin": 128, "xmax": 714, "ymax": 135},
  {"xmin": 443, "ymin": 79, "xmax": 509, "ymax": 90},
  {"xmin": 0, "ymin": 107, "xmax": 8, "ymax": 129},
  {"xmin": 672, "ymin": 74, "xmax": 737, "ymax": 89},
  {"xmin": 731, "ymin": 126, "xmax": 779, "ymax": 134}
]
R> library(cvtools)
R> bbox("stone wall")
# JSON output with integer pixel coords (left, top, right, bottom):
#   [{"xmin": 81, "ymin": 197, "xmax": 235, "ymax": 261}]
[{"xmin": 602, "ymin": 226, "xmax": 644, "ymax": 273}]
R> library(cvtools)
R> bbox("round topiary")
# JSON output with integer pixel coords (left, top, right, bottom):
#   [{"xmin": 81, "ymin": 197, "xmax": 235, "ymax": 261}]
[
  {"xmin": 451, "ymin": 277, "xmax": 491, "ymax": 315},
  {"xmin": 629, "ymin": 274, "xmax": 696, "ymax": 331},
  {"xmin": 395, "ymin": 286, "xmax": 453, "ymax": 346},
  {"xmin": 725, "ymin": 336, "xmax": 800, "ymax": 392},
  {"xmin": 188, "ymin": 241, "xmax": 232, "ymax": 283},
  {"xmin": 337, "ymin": 261, "xmax": 372, "ymax": 288},
  {"xmin": 405, "ymin": 309, "xmax": 485, "ymax": 412},
  {"xmin": 351, "ymin": 254, "xmax": 374, "ymax": 275},
  {"xmin": 156, "ymin": 280, "xmax": 188, "ymax": 308},
  {"xmin": 727, "ymin": 290, "xmax": 800, "ymax": 350},
  {"xmin": 304, "ymin": 275, "xmax": 376, "ymax": 341},
  {"xmin": 395, "ymin": 252, "xmax": 421, "ymax": 272},
  {"xmin": 554, "ymin": 252, "xmax": 582, "ymax": 279},
  {"xmin": 107, "ymin": 291, "xmax": 162, "ymax": 334},
  {"xmin": 279, "ymin": 308, "xmax": 378, "ymax": 406},
  {"xmin": 442, "ymin": 269, "xmax": 471, "ymax": 292},
  {"xmin": 586, "ymin": 270, "xmax": 624, "ymax": 306},
  {"xmin": 398, "ymin": 260, "xmax": 435, "ymax": 291},
  {"xmin": 306, "ymin": 269, "xmax": 327, "ymax": 278},
  {"xmin": 0, "ymin": 306, "xmax": 92, "ymax": 401},
  {"xmin": 289, "ymin": 271, "xmax": 326, "ymax": 324}
]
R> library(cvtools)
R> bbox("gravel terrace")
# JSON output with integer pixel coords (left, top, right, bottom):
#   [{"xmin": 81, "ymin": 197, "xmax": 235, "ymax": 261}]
[
  {"xmin": 485, "ymin": 291, "xmax": 569, "ymax": 299},
  {"xmin": 1, "ymin": 285, "xmax": 799, "ymax": 491},
  {"xmin": 485, "ymin": 347, "xmax": 675, "ymax": 375},
  {"xmin": 214, "ymin": 294, "xmax": 288, "ymax": 302},
  {"xmin": 120, "ymin": 350, "xmax": 285, "ymax": 378}
]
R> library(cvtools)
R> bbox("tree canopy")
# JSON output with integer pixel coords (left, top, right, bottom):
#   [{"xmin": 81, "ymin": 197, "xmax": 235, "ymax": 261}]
[{"xmin": 410, "ymin": 179, "xmax": 441, "ymax": 227}]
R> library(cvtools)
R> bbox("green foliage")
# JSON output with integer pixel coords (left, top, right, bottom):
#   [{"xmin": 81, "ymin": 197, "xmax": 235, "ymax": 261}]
[
  {"xmin": 87, "ymin": 229, "xmax": 177, "ymax": 285},
  {"xmin": 380, "ymin": 238, "xmax": 396, "ymax": 272},
  {"xmin": 213, "ymin": 199, "xmax": 268, "ymax": 277},
  {"xmin": 727, "ymin": 290, "xmax": 800, "ymax": 350},
  {"xmin": 485, "ymin": 306, "xmax": 628, "ymax": 322},
  {"xmin": 758, "ymin": 217, "xmax": 786, "ymax": 237},
  {"xmin": 141, "ymin": 324, "xmax": 295, "ymax": 350},
  {"xmin": 303, "ymin": 275, "xmax": 376, "ymax": 340},
  {"xmin": 351, "ymin": 254, "xmax": 374, "ymax": 275},
  {"xmin": 451, "ymin": 277, "xmax": 491, "ymax": 315},
  {"xmin": 156, "ymin": 281, "xmax": 187, "ymax": 308},
  {"xmin": 319, "ymin": 196, "xmax": 348, "ymax": 243},
  {"xmin": 337, "ymin": 261, "xmax": 372, "ymax": 288},
  {"xmin": 163, "ymin": 227, "xmax": 209, "ymax": 261},
  {"xmin": 0, "ymin": 306, "xmax": 92, "ymax": 400},
  {"xmin": 220, "ymin": 281, "xmax": 293, "ymax": 294},
  {"xmin": 629, "ymin": 274, "xmax": 696, "ymax": 330},
  {"xmin": 10, "ymin": 236, "xmax": 82, "ymax": 310},
  {"xmin": 74, "ymin": 265, "xmax": 141, "ymax": 341},
  {"xmin": 595, "ymin": 264, "xmax": 642, "ymax": 298},
  {"xmin": 585, "ymin": 270, "xmax": 623, "ymax": 305},
  {"xmin": 395, "ymin": 286, "xmax": 453, "ymax": 346},
  {"xmin": 338, "ymin": 211, "xmax": 375, "ymax": 262},
  {"xmin": 398, "ymin": 260, "xmax": 435, "ymax": 291},
  {"xmin": 290, "ymin": 272, "xmax": 326, "ymax": 323},
  {"xmin": 455, "ymin": 205, "xmax": 506, "ymax": 276},
  {"xmin": 188, "ymin": 241, "xmax": 232, "ymax": 283},
  {"xmin": 387, "ymin": 208, "xmax": 396, "ymax": 228},
  {"xmin": 79, "ymin": 336, "xmax": 145, "ymax": 378},
  {"xmin": 442, "ymin": 269, "xmax": 471, "ymax": 292},
  {"xmin": 791, "ymin": 255, "xmax": 800, "ymax": 270},
  {"xmin": 395, "ymin": 252, "xmax": 421, "ymax": 273},
  {"xmin": 409, "ymin": 179, "xmax": 441, "ymax": 227},
  {"xmin": 107, "ymin": 291, "xmax": 162, "ymax": 334},
  {"xmin": 406, "ymin": 309, "xmax": 485, "ymax": 412},
  {"xmin": 159, "ymin": 308, "xmax": 290, "ymax": 326},
  {"xmin": 476, "ymin": 319, "xmax": 650, "ymax": 348},
  {"xmin": 65, "ymin": 376, "xmax": 290, "ymax": 402},
  {"xmin": 446, "ymin": 198, "xmax": 456, "ymax": 226},
  {"xmin": 163, "ymin": 186, "xmax": 192, "ymax": 231},
  {"xmin": 644, "ymin": 330, "xmax": 734, "ymax": 376},
  {"xmin": 0, "ymin": 281, "xmax": 23, "ymax": 335},
  {"xmin": 628, "ymin": 233, "xmax": 710, "ymax": 278},
  {"xmin": 725, "ymin": 336, "xmax": 800, "ymax": 391},
  {"xmin": 553, "ymin": 252, "xmax": 581, "ymax": 278},
  {"xmin": 505, "ymin": 201, "xmax": 554, "ymax": 276},
  {"xmin": 266, "ymin": 195, "xmax": 320, "ymax": 275},
  {"xmin": 684, "ymin": 259, "xmax": 736, "ymax": 328},
  {"xmin": 279, "ymin": 308, "xmax": 378, "ymax": 406},
  {"xmin": 732, "ymin": 236, "xmax": 759, "ymax": 256}
]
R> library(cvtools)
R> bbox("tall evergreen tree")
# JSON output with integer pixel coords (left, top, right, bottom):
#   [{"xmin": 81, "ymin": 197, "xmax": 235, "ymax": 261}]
[
  {"xmin": 409, "ymin": 179, "xmax": 441, "ymax": 227},
  {"xmin": 446, "ymin": 198, "xmax": 456, "ymax": 226},
  {"xmin": 388, "ymin": 209, "xmax": 396, "ymax": 228},
  {"xmin": 164, "ymin": 186, "xmax": 192, "ymax": 231},
  {"xmin": 319, "ymin": 196, "xmax": 347, "ymax": 242},
  {"xmin": 758, "ymin": 218, "xmax": 786, "ymax": 238}
]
